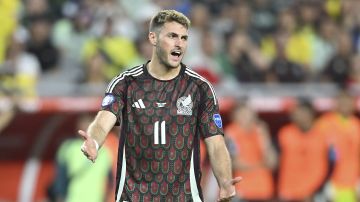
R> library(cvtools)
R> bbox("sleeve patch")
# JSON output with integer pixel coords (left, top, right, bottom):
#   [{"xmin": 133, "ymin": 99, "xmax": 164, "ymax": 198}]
[
  {"xmin": 101, "ymin": 94, "xmax": 115, "ymax": 107},
  {"xmin": 213, "ymin": 114, "xmax": 223, "ymax": 128}
]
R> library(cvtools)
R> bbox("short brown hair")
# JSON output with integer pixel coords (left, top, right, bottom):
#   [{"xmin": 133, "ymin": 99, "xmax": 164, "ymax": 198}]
[{"xmin": 149, "ymin": 10, "xmax": 191, "ymax": 33}]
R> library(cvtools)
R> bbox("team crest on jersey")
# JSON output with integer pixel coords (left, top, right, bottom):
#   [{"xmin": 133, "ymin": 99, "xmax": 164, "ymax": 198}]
[
  {"xmin": 213, "ymin": 113, "xmax": 223, "ymax": 128},
  {"xmin": 176, "ymin": 95, "xmax": 193, "ymax": 116},
  {"xmin": 101, "ymin": 94, "xmax": 115, "ymax": 107}
]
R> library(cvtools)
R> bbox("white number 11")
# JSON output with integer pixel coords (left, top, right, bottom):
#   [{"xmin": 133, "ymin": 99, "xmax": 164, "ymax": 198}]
[{"xmin": 154, "ymin": 121, "xmax": 166, "ymax": 144}]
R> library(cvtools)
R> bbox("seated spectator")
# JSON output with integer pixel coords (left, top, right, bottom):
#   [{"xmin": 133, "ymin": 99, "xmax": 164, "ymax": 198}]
[
  {"xmin": 265, "ymin": 31, "xmax": 307, "ymax": 83},
  {"xmin": 320, "ymin": 31, "xmax": 353, "ymax": 86},
  {"xmin": 78, "ymin": 51, "xmax": 108, "ymax": 96},
  {"xmin": 0, "ymin": 28, "xmax": 41, "ymax": 99},
  {"xmin": 311, "ymin": 17, "xmax": 337, "ymax": 75},
  {"xmin": 26, "ymin": 14, "xmax": 59, "ymax": 73},
  {"xmin": 250, "ymin": 0, "xmax": 277, "ymax": 37},
  {"xmin": 0, "ymin": 0, "xmax": 20, "ymax": 64},
  {"xmin": 220, "ymin": 31, "xmax": 269, "ymax": 83},
  {"xmin": 82, "ymin": 16, "xmax": 139, "ymax": 81},
  {"xmin": 261, "ymin": 8, "xmax": 297, "ymax": 60},
  {"xmin": 90, "ymin": 0, "xmax": 137, "ymax": 40},
  {"xmin": 231, "ymin": 2, "xmax": 262, "ymax": 45},
  {"xmin": 185, "ymin": 29, "xmax": 225, "ymax": 84},
  {"xmin": 52, "ymin": 8, "xmax": 92, "ymax": 69},
  {"xmin": 23, "ymin": 0, "xmax": 51, "ymax": 17},
  {"xmin": 286, "ymin": 1, "xmax": 321, "ymax": 70}
]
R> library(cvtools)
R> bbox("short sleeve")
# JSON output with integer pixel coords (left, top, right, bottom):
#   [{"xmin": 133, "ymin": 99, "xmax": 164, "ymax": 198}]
[
  {"xmin": 198, "ymin": 83, "xmax": 224, "ymax": 139},
  {"xmin": 101, "ymin": 76, "xmax": 127, "ymax": 125}
]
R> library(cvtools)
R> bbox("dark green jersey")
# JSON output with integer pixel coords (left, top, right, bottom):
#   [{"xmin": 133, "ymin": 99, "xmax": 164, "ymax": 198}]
[{"xmin": 101, "ymin": 62, "xmax": 224, "ymax": 202}]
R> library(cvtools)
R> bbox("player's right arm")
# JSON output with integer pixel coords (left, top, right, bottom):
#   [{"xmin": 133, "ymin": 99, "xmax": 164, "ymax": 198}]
[
  {"xmin": 80, "ymin": 67, "xmax": 130, "ymax": 162},
  {"xmin": 79, "ymin": 111, "xmax": 117, "ymax": 162}
]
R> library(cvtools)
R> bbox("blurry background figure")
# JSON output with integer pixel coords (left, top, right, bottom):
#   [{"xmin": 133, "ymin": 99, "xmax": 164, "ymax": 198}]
[
  {"xmin": 220, "ymin": 31, "xmax": 269, "ymax": 83},
  {"xmin": 261, "ymin": 8, "xmax": 297, "ymax": 59},
  {"xmin": 265, "ymin": 30, "xmax": 307, "ymax": 83},
  {"xmin": 0, "ymin": 0, "xmax": 20, "ymax": 64},
  {"xmin": 231, "ymin": 1, "xmax": 262, "ymax": 45},
  {"xmin": 52, "ymin": 7, "xmax": 92, "ymax": 80},
  {"xmin": 0, "ymin": 28, "xmax": 40, "ymax": 99},
  {"xmin": 288, "ymin": 1, "xmax": 320, "ymax": 71},
  {"xmin": 260, "ymin": 6, "xmax": 310, "ymax": 84},
  {"xmin": 89, "ymin": 0, "xmax": 136, "ymax": 39},
  {"xmin": 349, "ymin": 54, "xmax": 360, "ymax": 87},
  {"xmin": 81, "ymin": 16, "xmax": 139, "ymax": 81},
  {"xmin": 225, "ymin": 102, "xmax": 277, "ymax": 202},
  {"xmin": 317, "ymin": 90, "xmax": 360, "ymax": 202},
  {"xmin": 277, "ymin": 100, "xmax": 331, "ymax": 202},
  {"xmin": 23, "ymin": 0, "xmax": 52, "ymax": 18},
  {"xmin": 184, "ymin": 27, "xmax": 224, "ymax": 84},
  {"xmin": 184, "ymin": 3, "xmax": 225, "ymax": 84},
  {"xmin": 26, "ymin": 14, "xmax": 59, "ymax": 74},
  {"xmin": 249, "ymin": 0, "xmax": 277, "ymax": 38},
  {"xmin": 311, "ymin": 17, "xmax": 337, "ymax": 76},
  {"xmin": 185, "ymin": 2, "xmax": 210, "ymax": 61},
  {"xmin": 78, "ymin": 51, "xmax": 108, "ymax": 96},
  {"xmin": 341, "ymin": 0, "xmax": 360, "ymax": 53},
  {"xmin": 48, "ymin": 113, "xmax": 115, "ymax": 202},
  {"xmin": 321, "ymin": 31, "xmax": 353, "ymax": 87},
  {"xmin": 133, "ymin": 34, "xmax": 154, "ymax": 65}
]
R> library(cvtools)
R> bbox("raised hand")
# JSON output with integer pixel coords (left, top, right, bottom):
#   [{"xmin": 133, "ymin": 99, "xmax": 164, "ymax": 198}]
[
  {"xmin": 78, "ymin": 130, "xmax": 98, "ymax": 163},
  {"xmin": 217, "ymin": 177, "xmax": 242, "ymax": 202}
]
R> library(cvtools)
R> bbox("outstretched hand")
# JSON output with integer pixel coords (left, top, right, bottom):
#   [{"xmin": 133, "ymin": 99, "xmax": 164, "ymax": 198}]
[
  {"xmin": 78, "ymin": 130, "xmax": 98, "ymax": 163},
  {"xmin": 218, "ymin": 177, "xmax": 242, "ymax": 202}
]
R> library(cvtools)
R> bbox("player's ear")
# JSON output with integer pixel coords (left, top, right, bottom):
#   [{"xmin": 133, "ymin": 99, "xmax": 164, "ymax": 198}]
[{"xmin": 149, "ymin": 32, "xmax": 157, "ymax": 46}]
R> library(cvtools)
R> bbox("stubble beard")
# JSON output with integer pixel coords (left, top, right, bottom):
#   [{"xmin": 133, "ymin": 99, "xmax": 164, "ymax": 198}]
[{"xmin": 155, "ymin": 43, "xmax": 179, "ymax": 70}]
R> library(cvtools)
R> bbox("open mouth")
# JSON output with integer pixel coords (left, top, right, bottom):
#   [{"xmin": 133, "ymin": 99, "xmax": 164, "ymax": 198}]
[{"xmin": 170, "ymin": 50, "xmax": 182, "ymax": 57}]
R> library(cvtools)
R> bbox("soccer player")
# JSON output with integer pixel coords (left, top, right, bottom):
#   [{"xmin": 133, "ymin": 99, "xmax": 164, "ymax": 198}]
[{"xmin": 79, "ymin": 9, "xmax": 241, "ymax": 202}]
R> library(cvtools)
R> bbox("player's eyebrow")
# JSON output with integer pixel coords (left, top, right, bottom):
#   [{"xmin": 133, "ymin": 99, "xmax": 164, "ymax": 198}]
[{"xmin": 168, "ymin": 32, "xmax": 188, "ymax": 39}]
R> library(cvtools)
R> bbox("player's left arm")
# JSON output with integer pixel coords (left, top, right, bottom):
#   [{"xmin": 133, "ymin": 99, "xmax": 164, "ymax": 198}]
[
  {"xmin": 205, "ymin": 135, "xmax": 242, "ymax": 202},
  {"xmin": 198, "ymin": 81, "xmax": 241, "ymax": 201}
]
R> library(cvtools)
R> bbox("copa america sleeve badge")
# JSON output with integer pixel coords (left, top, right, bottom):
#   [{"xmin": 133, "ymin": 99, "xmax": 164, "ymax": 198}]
[
  {"xmin": 102, "ymin": 94, "xmax": 115, "ymax": 107},
  {"xmin": 213, "ymin": 113, "xmax": 223, "ymax": 128}
]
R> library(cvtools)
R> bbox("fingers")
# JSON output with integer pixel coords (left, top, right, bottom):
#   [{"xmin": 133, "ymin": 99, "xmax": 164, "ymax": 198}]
[
  {"xmin": 217, "ymin": 178, "xmax": 240, "ymax": 202},
  {"xmin": 82, "ymin": 150, "xmax": 95, "ymax": 163},
  {"xmin": 80, "ymin": 142, "xmax": 96, "ymax": 163},
  {"xmin": 230, "ymin": 176, "xmax": 242, "ymax": 185},
  {"xmin": 217, "ymin": 192, "xmax": 235, "ymax": 202},
  {"xmin": 217, "ymin": 195, "xmax": 234, "ymax": 202},
  {"xmin": 80, "ymin": 143, "xmax": 86, "ymax": 152},
  {"xmin": 78, "ymin": 130, "xmax": 89, "ymax": 140}
]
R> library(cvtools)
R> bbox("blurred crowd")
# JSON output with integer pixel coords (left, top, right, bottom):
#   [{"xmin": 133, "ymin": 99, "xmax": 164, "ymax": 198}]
[
  {"xmin": 217, "ymin": 90, "xmax": 360, "ymax": 202},
  {"xmin": 3, "ymin": 0, "xmax": 360, "ymax": 202},
  {"xmin": 1, "ymin": 0, "xmax": 360, "ymax": 98}
]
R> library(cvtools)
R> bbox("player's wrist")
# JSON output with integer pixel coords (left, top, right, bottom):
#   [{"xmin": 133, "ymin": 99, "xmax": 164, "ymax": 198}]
[{"xmin": 93, "ymin": 139, "xmax": 99, "ymax": 151}]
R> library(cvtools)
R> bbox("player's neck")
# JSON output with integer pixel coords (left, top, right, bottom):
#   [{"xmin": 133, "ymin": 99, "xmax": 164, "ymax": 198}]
[{"xmin": 147, "ymin": 59, "xmax": 181, "ymax": 80}]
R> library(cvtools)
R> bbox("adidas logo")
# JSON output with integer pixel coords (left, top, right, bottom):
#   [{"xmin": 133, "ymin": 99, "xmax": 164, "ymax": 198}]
[{"xmin": 132, "ymin": 99, "xmax": 146, "ymax": 109}]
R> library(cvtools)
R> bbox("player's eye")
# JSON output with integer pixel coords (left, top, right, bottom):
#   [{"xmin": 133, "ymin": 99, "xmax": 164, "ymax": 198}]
[
  {"xmin": 181, "ymin": 36, "xmax": 188, "ymax": 41},
  {"xmin": 168, "ymin": 33, "xmax": 178, "ymax": 38}
]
